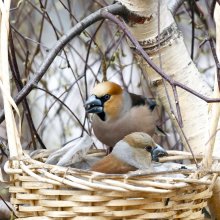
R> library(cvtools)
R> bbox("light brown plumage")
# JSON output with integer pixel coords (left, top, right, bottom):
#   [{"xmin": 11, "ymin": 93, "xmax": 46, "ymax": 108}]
[
  {"xmin": 91, "ymin": 132, "xmax": 166, "ymax": 174},
  {"xmin": 85, "ymin": 81, "xmax": 160, "ymax": 147},
  {"xmin": 91, "ymin": 154, "xmax": 137, "ymax": 174}
]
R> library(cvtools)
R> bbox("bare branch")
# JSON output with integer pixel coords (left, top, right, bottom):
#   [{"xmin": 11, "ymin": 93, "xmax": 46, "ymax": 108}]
[
  {"xmin": 0, "ymin": 3, "xmax": 126, "ymax": 123},
  {"xmin": 100, "ymin": 10, "xmax": 220, "ymax": 104}
]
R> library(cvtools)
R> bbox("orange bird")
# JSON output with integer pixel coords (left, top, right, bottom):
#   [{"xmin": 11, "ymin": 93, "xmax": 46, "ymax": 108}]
[{"xmin": 85, "ymin": 81, "xmax": 162, "ymax": 148}]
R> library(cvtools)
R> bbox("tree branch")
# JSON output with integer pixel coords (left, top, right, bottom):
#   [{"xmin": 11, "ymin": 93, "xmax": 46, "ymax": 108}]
[
  {"xmin": 100, "ymin": 10, "xmax": 220, "ymax": 103},
  {"xmin": 1, "ymin": 2, "xmax": 219, "ymax": 125},
  {"xmin": 0, "ymin": 3, "xmax": 126, "ymax": 123}
]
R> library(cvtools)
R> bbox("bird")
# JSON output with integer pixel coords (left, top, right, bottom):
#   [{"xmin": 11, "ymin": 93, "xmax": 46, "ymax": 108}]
[
  {"xmin": 91, "ymin": 132, "xmax": 168, "ymax": 174},
  {"xmin": 85, "ymin": 81, "xmax": 163, "ymax": 149}
]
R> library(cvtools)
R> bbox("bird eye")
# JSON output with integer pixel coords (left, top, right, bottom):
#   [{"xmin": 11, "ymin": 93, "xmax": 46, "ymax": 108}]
[
  {"xmin": 103, "ymin": 94, "xmax": 111, "ymax": 101},
  {"xmin": 145, "ymin": 146, "xmax": 152, "ymax": 152}
]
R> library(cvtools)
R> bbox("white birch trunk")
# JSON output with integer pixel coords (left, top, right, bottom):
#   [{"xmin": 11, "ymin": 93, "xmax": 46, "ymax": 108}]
[
  {"xmin": 117, "ymin": 0, "xmax": 220, "ymax": 218},
  {"xmin": 208, "ymin": 3, "xmax": 220, "ymax": 219}
]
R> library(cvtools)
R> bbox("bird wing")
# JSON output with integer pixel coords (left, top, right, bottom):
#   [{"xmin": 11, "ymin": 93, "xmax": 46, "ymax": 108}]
[
  {"xmin": 129, "ymin": 92, "xmax": 166, "ymax": 136},
  {"xmin": 91, "ymin": 154, "xmax": 137, "ymax": 174},
  {"xmin": 129, "ymin": 92, "xmax": 156, "ymax": 111}
]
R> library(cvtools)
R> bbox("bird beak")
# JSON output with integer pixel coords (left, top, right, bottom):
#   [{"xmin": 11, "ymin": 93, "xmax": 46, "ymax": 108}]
[
  {"xmin": 151, "ymin": 144, "xmax": 168, "ymax": 162},
  {"xmin": 84, "ymin": 95, "xmax": 103, "ymax": 113}
]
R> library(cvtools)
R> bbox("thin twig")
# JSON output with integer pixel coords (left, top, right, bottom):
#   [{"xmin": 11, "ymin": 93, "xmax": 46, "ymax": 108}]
[
  {"xmin": 33, "ymin": 77, "xmax": 89, "ymax": 134},
  {"xmin": 0, "ymin": 195, "xmax": 17, "ymax": 218},
  {"xmin": 0, "ymin": 4, "xmax": 126, "ymax": 124},
  {"xmin": 157, "ymin": 1, "xmax": 183, "ymax": 127},
  {"xmin": 168, "ymin": 0, "xmax": 185, "ymax": 15},
  {"xmin": 209, "ymin": 38, "xmax": 220, "ymax": 91},
  {"xmin": 9, "ymin": 29, "xmax": 47, "ymax": 149},
  {"xmin": 190, "ymin": 0, "xmax": 195, "ymax": 60},
  {"xmin": 82, "ymin": 20, "xmax": 105, "ymax": 136},
  {"xmin": 100, "ymin": 10, "xmax": 220, "ymax": 103},
  {"xmin": 0, "ymin": 3, "xmax": 220, "ymax": 125}
]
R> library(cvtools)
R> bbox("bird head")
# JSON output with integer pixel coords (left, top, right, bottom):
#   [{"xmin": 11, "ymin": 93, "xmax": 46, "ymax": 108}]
[
  {"xmin": 84, "ymin": 81, "xmax": 123, "ymax": 121},
  {"xmin": 122, "ymin": 132, "xmax": 168, "ymax": 162}
]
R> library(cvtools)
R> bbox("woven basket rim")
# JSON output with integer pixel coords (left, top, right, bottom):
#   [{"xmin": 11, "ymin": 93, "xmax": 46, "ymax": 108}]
[{"xmin": 4, "ymin": 149, "xmax": 219, "ymax": 193}]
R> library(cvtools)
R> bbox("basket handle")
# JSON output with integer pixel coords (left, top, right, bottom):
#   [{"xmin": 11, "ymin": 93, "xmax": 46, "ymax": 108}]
[{"xmin": 0, "ymin": 1, "xmax": 22, "ymax": 158}]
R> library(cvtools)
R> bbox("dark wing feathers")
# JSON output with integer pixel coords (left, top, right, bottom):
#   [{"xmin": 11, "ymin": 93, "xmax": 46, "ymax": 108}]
[{"xmin": 129, "ymin": 93, "xmax": 156, "ymax": 111}]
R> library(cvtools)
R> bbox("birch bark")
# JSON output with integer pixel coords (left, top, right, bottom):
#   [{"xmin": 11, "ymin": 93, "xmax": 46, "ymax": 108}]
[
  {"xmin": 117, "ymin": 0, "xmax": 220, "ymax": 218},
  {"xmin": 208, "ymin": 3, "xmax": 220, "ymax": 219}
]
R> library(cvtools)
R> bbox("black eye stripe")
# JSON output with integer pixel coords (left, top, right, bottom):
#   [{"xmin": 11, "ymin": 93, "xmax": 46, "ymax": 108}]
[{"xmin": 145, "ymin": 146, "xmax": 152, "ymax": 152}]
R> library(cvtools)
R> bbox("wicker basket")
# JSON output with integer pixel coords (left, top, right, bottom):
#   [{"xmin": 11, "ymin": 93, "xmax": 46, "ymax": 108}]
[
  {"xmin": 4, "ymin": 150, "xmax": 218, "ymax": 220},
  {"xmin": 0, "ymin": 1, "xmax": 219, "ymax": 219}
]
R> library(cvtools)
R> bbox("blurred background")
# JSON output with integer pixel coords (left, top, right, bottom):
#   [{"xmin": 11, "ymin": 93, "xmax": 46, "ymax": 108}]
[{"xmin": 0, "ymin": 0, "xmax": 216, "ymax": 158}]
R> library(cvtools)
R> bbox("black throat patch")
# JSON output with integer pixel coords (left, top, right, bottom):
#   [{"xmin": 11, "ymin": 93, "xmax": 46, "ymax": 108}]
[{"xmin": 97, "ymin": 112, "xmax": 106, "ymax": 121}]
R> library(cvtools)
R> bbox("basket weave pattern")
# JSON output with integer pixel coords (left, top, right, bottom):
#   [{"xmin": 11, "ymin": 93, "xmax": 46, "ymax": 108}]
[
  {"xmin": 5, "ymin": 154, "xmax": 217, "ymax": 220},
  {"xmin": 0, "ymin": 1, "xmax": 218, "ymax": 219}
]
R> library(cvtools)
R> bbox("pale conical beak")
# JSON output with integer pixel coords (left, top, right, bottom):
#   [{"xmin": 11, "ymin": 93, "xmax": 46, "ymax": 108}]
[
  {"xmin": 151, "ymin": 144, "xmax": 168, "ymax": 162},
  {"xmin": 84, "ymin": 95, "xmax": 103, "ymax": 113}
]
